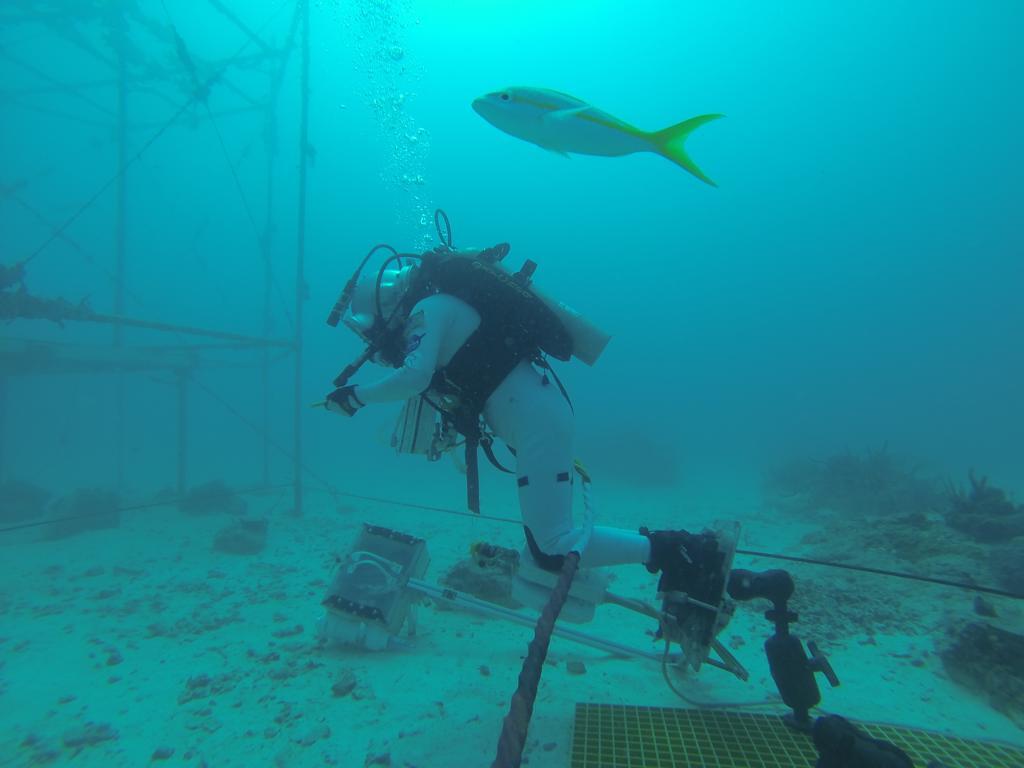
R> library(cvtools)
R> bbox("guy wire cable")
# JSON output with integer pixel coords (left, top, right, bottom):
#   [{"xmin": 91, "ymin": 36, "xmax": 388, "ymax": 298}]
[
  {"xmin": 6, "ymin": 362, "xmax": 1020, "ymax": 601},
  {"xmin": 159, "ymin": 1, "xmax": 294, "ymax": 331},
  {"xmin": 2, "ymin": 359, "xmax": 1017, "ymax": 599}
]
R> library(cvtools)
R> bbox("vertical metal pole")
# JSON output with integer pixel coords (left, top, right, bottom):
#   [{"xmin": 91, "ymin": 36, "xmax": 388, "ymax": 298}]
[
  {"xmin": 177, "ymin": 369, "xmax": 188, "ymax": 496},
  {"xmin": 114, "ymin": 15, "xmax": 128, "ymax": 491},
  {"xmin": 262, "ymin": 115, "xmax": 275, "ymax": 488},
  {"xmin": 262, "ymin": 0, "xmax": 300, "ymax": 492},
  {"xmin": 293, "ymin": 0, "xmax": 310, "ymax": 516}
]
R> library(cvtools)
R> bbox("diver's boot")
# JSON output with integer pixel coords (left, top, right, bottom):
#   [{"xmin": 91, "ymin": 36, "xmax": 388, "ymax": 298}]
[
  {"xmin": 641, "ymin": 527, "xmax": 726, "ymax": 602},
  {"xmin": 640, "ymin": 526, "xmax": 731, "ymax": 660}
]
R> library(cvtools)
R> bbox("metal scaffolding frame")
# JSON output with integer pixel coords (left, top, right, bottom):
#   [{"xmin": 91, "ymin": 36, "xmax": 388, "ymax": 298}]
[{"xmin": 0, "ymin": 0, "xmax": 311, "ymax": 513}]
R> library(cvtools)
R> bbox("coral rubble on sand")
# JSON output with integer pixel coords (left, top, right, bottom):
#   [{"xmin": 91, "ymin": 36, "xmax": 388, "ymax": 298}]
[{"xmin": 213, "ymin": 518, "xmax": 268, "ymax": 555}]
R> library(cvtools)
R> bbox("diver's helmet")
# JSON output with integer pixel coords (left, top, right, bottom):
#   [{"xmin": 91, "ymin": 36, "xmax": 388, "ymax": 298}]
[{"xmin": 343, "ymin": 260, "xmax": 419, "ymax": 342}]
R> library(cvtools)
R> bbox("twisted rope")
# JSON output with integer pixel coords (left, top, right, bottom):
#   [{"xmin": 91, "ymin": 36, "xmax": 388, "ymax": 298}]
[{"xmin": 492, "ymin": 550, "xmax": 581, "ymax": 768}]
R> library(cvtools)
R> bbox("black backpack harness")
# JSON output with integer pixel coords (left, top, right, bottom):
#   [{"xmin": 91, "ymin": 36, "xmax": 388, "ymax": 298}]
[{"xmin": 394, "ymin": 245, "xmax": 574, "ymax": 513}]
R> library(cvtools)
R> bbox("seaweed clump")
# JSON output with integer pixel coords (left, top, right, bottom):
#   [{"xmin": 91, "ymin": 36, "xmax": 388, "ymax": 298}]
[
  {"xmin": 946, "ymin": 471, "xmax": 1024, "ymax": 597},
  {"xmin": 763, "ymin": 445, "xmax": 945, "ymax": 519},
  {"xmin": 946, "ymin": 470, "xmax": 1024, "ymax": 543},
  {"xmin": 178, "ymin": 480, "xmax": 247, "ymax": 517}
]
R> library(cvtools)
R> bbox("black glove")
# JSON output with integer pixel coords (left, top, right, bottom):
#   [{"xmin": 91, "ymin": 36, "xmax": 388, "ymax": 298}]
[
  {"xmin": 325, "ymin": 385, "xmax": 364, "ymax": 417},
  {"xmin": 813, "ymin": 715, "xmax": 912, "ymax": 768}
]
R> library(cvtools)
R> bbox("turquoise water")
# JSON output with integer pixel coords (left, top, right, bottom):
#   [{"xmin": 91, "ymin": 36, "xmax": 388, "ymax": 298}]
[{"xmin": 1, "ymin": 1, "xmax": 1022, "ymax": 766}]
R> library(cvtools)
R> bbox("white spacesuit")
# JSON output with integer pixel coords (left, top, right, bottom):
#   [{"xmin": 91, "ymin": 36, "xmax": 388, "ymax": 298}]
[
  {"xmin": 326, "ymin": 250, "xmax": 723, "ymax": 594},
  {"xmin": 329, "ymin": 286, "xmax": 652, "ymax": 569}
]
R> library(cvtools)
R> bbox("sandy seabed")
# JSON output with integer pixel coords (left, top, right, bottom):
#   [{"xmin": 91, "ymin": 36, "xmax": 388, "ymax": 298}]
[{"xmin": 1, "ymin": 472, "xmax": 1022, "ymax": 768}]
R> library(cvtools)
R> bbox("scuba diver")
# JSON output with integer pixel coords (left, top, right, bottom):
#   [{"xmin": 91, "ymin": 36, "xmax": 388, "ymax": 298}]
[
  {"xmin": 321, "ymin": 212, "xmax": 730, "ymax": 615},
  {"xmin": 320, "ymin": 215, "xmax": 869, "ymax": 743}
]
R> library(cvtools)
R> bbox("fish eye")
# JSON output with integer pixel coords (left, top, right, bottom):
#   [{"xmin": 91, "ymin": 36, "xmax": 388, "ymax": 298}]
[{"xmin": 500, "ymin": 92, "xmax": 510, "ymax": 101}]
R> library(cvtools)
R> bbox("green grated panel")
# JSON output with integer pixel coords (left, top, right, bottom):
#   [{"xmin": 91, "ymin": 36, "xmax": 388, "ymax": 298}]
[{"xmin": 570, "ymin": 704, "xmax": 1024, "ymax": 768}]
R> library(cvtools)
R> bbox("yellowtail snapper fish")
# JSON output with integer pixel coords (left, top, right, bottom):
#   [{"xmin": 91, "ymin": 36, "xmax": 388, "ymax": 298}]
[{"xmin": 472, "ymin": 86, "xmax": 723, "ymax": 186}]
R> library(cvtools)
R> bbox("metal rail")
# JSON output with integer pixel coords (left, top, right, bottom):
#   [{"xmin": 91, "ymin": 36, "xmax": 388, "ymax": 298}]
[{"xmin": 408, "ymin": 577, "xmax": 684, "ymax": 666}]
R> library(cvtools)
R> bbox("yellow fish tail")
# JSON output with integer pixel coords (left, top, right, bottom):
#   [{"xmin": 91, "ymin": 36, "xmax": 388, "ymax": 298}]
[{"xmin": 650, "ymin": 113, "xmax": 724, "ymax": 186}]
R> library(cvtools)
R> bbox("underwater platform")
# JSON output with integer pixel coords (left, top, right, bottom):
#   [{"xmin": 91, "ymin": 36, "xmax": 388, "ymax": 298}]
[{"xmin": 570, "ymin": 704, "xmax": 1024, "ymax": 768}]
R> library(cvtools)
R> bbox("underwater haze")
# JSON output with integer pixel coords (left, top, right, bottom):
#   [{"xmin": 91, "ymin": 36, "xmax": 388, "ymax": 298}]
[{"xmin": 1, "ymin": 1, "xmax": 1023, "ymax": 766}]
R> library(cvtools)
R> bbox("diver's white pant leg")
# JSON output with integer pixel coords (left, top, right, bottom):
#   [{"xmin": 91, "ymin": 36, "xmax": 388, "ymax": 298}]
[
  {"xmin": 485, "ymin": 362, "xmax": 652, "ymax": 569},
  {"xmin": 495, "ymin": 366, "xmax": 576, "ymax": 547},
  {"xmin": 534, "ymin": 525, "xmax": 652, "ymax": 568}
]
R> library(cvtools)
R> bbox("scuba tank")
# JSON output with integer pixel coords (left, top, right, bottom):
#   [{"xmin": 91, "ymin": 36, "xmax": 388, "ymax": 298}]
[
  {"xmin": 444, "ymin": 243, "xmax": 611, "ymax": 367},
  {"xmin": 528, "ymin": 281, "xmax": 610, "ymax": 367}
]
